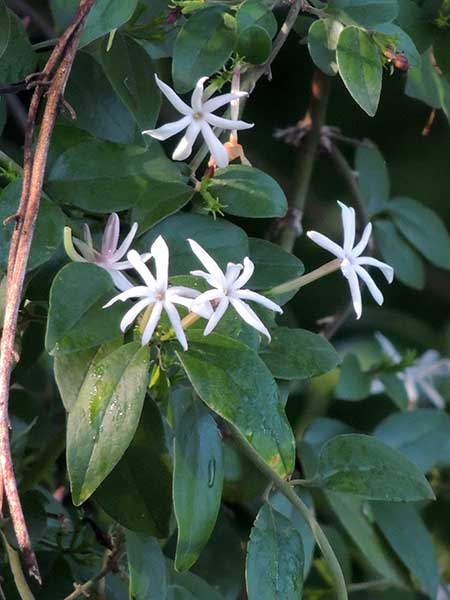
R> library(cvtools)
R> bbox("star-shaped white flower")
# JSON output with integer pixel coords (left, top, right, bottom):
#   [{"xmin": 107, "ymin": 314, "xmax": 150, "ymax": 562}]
[
  {"xmin": 143, "ymin": 75, "xmax": 254, "ymax": 168},
  {"xmin": 104, "ymin": 236, "xmax": 212, "ymax": 350},
  {"xmin": 307, "ymin": 201, "xmax": 394, "ymax": 319},
  {"xmin": 64, "ymin": 213, "xmax": 150, "ymax": 292},
  {"xmin": 188, "ymin": 239, "xmax": 282, "ymax": 340}
]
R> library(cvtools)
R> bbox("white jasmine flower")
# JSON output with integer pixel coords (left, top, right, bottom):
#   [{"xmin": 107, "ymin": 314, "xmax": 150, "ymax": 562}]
[
  {"xmin": 103, "ymin": 236, "xmax": 212, "ymax": 350},
  {"xmin": 142, "ymin": 75, "xmax": 254, "ymax": 168},
  {"xmin": 307, "ymin": 201, "xmax": 394, "ymax": 319},
  {"xmin": 188, "ymin": 239, "xmax": 282, "ymax": 340},
  {"xmin": 64, "ymin": 213, "xmax": 150, "ymax": 292},
  {"xmin": 373, "ymin": 332, "xmax": 450, "ymax": 408}
]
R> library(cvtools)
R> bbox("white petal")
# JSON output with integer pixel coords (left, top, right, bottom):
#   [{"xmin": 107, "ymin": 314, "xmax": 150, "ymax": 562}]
[
  {"xmin": 190, "ymin": 269, "xmax": 220, "ymax": 288},
  {"xmin": 111, "ymin": 222, "xmax": 138, "ymax": 262},
  {"xmin": 172, "ymin": 121, "xmax": 201, "ymax": 161},
  {"xmin": 230, "ymin": 298, "xmax": 271, "ymax": 340},
  {"xmin": 341, "ymin": 265, "xmax": 362, "ymax": 319},
  {"xmin": 225, "ymin": 262, "xmax": 243, "ymax": 287},
  {"xmin": 143, "ymin": 115, "xmax": 191, "ymax": 141},
  {"xmin": 352, "ymin": 222, "xmax": 372, "ymax": 257},
  {"xmin": 188, "ymin": 239, "xmax": 225, "ymax": 285},
  {"xmin": 200, "ymin": 122, "xmax": 229, "ymax": 168},
  {"xmin": 154, "ymin": 75, "xmax": 191, "ymax": 115},
  {"xmin": 355, "ymin": 265, "xmax": 384, "ymax": 306},
  {"xmin": 231, "ymin": 257, "xmax": 254, "ymax": 290},
  {"xmin": 306, "ymin": 231, "xmax": 345, "ymax": 258},
  {"xmin": 73, "ymin": 237, "xmax": 98, "ymax": 262},
  {"xmin": 102, "ymin": 213, "xmax": 120, "ymax": 255},
  {"xmin": 64, "ymin": 227, "xmax": 86, "ymax": 262},
  {"xmin": 205, "ymin": 113, "xmax": 254, "ymax": 131},
  {"xmin": 192, "ymin": 288, "xmax": 224, "ymax": 307},
  {"xmin": 235, "ymin": 289, "xmax": 283, "ymax": 313},
  {"xmin": 230, "ymin": 69, "xmax": 241, "ymax": 122},
  {"xmin": 338, "ymin": 201, "xmax": 356, "ymax": 254},
  {"xmin": 204, "ymin": 297, "xmax": 229, "ymax": 336},
  {"xmin": 83, "ymin": 224, "xmax": 94, "ymax": 248},
  {"xmin": 108, "ymin": 269, "xmax": 133, "ymax": 292},
  {"xmin": 375, "ymin": 332, "xmax": 401, "ymax": 363},
  {"xmin": 127, "ymin": 249, "xmax": 157, "ymax": 289},
  {"xmin": 151, "ymin": 235, "xmax": 169, "ymax": 291},
  {"xmin": 167, "ymin": 291, "xmax": 212, "ymax": 319},
  {"xmin": 355, "ymin": 257, "xmax": 394, "ymax": 283},
  {"xmin": 141, "ymin": 302, "xmax": 163, "ymax": 346},
  {"xmin": 103, "ymin": 286, "xmax": 152, "ymax": 307},
  {"xmin": 191, "ymin": 76, "xmax": 208, "ymax": 113},
  {"xmin": 202, "ymin": 91, "xmax": 247, "ymax": 114},
  {"xmin": 120, "ymin": 298, "xmax": 151, "ymax": 332},
  {"xmin": 164, "ymin": 301, "xmax": 188, "ymax": 350},
  {"xmin": 418, "ymin": 380, "xmax": 445, "ymax": 409}
]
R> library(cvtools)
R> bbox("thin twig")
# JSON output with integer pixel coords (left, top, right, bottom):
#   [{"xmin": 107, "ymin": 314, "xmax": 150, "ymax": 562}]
[
  {"xmin": 0, "ymin": 0, "xmax": 95, "ymax": 583},
  {"xmin": 63, "ymin": 548, "xmax": 119, "ymax": 600}
]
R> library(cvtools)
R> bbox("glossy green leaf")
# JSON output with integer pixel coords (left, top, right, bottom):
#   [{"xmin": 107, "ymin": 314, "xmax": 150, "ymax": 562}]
[
  {"xmin": 371, "ymin": 502, "xmax": 439, "ymax": 598},
  {"xmin": 0, "ymin": 1, "xmax": 10, "ymax": 61},
  {"xmin": 374, "ymin": 409, "xmax": 450, "ymax": 472},
  {"xmin": 260, "ymin": 327, "xmax": 340, "ymax": 381},
  {"xmin": 64, "ymin": 51, "xmax": 136, "ymax": 144},
  {"xmin": 336, "ymin": 26, "xmax": 383, "ymax": 116},
  {"xmin": 100, "ymin": 33, "xmax": 161, "ymax": 132},
  {"xmin": 236, "ymin": 0, "xmax": 277, "ymax": 38},
  {"xmin": 373, "ymin": 219, "xmax": 425, "ymax": 290},
  {"xmin": 209, "ymin": 165, "xmax": 287, "ymax": 218},
  {"xmin": 177, "ymin": 331, "xmax": 295, "ymax": 478},
  {"xmin": 315, "ymin": 434, "xmax": 435, "ymax": 501},
  {"xmin": 300, "ymin": 417, "xmax": 354, "ymax": 478},
  {"xmin": 94, "ymin": 398, "xmax": 172, "ymax": 536},
  {"xmin": 355, "ymin": 141, "xmax": 390, "ymax": 214},
  {"xmin": 248, "ymin": 238, "xmax": 304, "ymax": 294},
  {"xmin": 45, "ymin": 263, "xmax": 124, "ymax": 355},
  {"xmin": 167, "ymin": 561, "xmax": 225, "ymax": 599},
  {"xmin": 46, "ymin": 137, "xmax": 190, "ymax": 213},
  {"xmin": 308, "ymin": 19, "xmax": 341, "ymax": 76},
  {"xmin": 405, "ymin": 50, "xmax": 443, "ymax": 110},
  {"xmin": 388, "ymin": 197, "xmax": 450, "ymax": 270},
  {"xmin": 378, "ymin": 372, "xmax": 408, "ymax": 410},
  {"xmin": 0, "ymin": 179, "xmax": 64, "ymax": 272},
  {"xmin": 126, "ymin": 533, "xmax": 168, "ymax": 600},
  {"xmin": 173, "ymin": 397, "xmax": 224, "ymax": 571},
  {"xmin": 0, "ymin": 11, "xmax": 36, "ymax": 83},
  {"xmin": 395, "ymin": 0, "xmax": 434, "ymax": 53},
  {"xmin": 327, "ymin": 0, "xmax": 398, "ymax": 27},
  {"xmin": 223, "ymin": 436, "xmax": 268, "ymax": 502},
  {"xmin": 237, "ymin": 25, "xmax": 271, "ymax": 65},
  {"xmin": 67, "ymin": 341, "xmax": 149, "ymax": 505},
  {"xmin": 54, "ymin": 339, "xmax": 122, "ymax": 411},
  {"xmin": 137, "ymin": 213, "xmax": 249, "ymax": 275},
  {"xmin": 246, "ymin": 503, "xmax": 304, "ymax": 600},
  {"xmin": 335, "ymin": 354, "xmax": 371, "ymax": 401},
  {"xmin": 172, "ymin": 7, "xmax": 237, "ymax": 93}
]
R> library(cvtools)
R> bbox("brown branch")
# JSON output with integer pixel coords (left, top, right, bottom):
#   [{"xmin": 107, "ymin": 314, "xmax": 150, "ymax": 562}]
[{"xmin": 0, "ymin": 0, "xmax": 95, "ymax": 584}]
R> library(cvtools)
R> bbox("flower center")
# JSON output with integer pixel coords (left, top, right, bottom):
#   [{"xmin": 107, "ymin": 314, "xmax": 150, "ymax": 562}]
[
  {"xmin": 155, "ymin": 290, "xmax": 165, "ymax": 302},
  {"xmin": 193, "ymin": 111, "xmax": 203, "ymax": 120}
]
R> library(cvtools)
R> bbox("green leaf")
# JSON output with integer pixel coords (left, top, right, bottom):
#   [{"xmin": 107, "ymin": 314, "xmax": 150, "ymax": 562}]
[
  {"xmin": 336, "ymin": 26, "xmax": 383, "ymax": 116},
  {"xmin": 433, "ymin": 27, "xmax": 450, "ymax": 84},
  {"xmin": 172, "ymin": 7, "xmax": 237, "ymax": 93},
  {"xmin": 248, "ymin": 238, "xmax": 304, "ymax": 294},
  {"xmin": 327, "ymin": 0, "xmax": 399, "ymax": 27},
  {"xmin": 246, "ymin": 503, "xmax": 304, "ymax": 600},
  {"xmin": 64, "ymin": 51, "xmax": 136, "ymax": 144},
  {"xmin": 67, "ymin": 341, "xmax": 150, "ymax": 505},
  {"xmin": 0, "ymin": 10, "xmax": 36, "ymax": 83},
  {"xmin": 395, "ymin": 0, "xmax": 434, "ymax": 53},
  {"xmin": 315, "ymin": 434, "xmax": 435, "ymax": 501},
  {"xmin": 45, "ymin": 263, "xmax": 125, "ymax": 355},
  {"xmin": 209, "ymin": 165, "xmax": 287, "ymax": 219},
  {"xmin": 46, "ymin": 137, "xmax": 190, "ymax": 213},
  {"xmin": 0, "ymin": 1, "xmax": 10, "ymax": 61},
  {"xmin": 126, "ymin": 533, "xmax": 168, "ymax": 600},
  {"xmin": 373, "ymin": 219, "xmax": 425, "ymax": 290},
  {"xmin": 94, "ymin": 398, "xmax": 172, "ymax": 536},
  {"xmin": 371, "ymin": 502, "xmax": 439, "ymax": 598},
  {"xmin": 355, "ymin": 142, "xmax": 390, "ymax": 214},
  {"xmin": 405, "ymin": 49, "xmax": 444, "ymax": 109},
  {"xmin": 308, "ymin": 19, "xmax": 341, "ymax": 76},
  {"xmin": 167, "ymin": 561, "xmax": 225, "ymax": 599},
  {"xmin": 236, "ymin": 0, "xmax": 278, "ymax": 38},
  {"xmin": 177, "ymin": 331, "xmax": 295, "ymax": 478},
  {"xmin": 325, "ymin": 492, "xmax": 405, "ymax": 583},
  {"xmin": 173, "ymin": 396, "xmax": 224, "ymax": 571},
  {"xmin": 374, "ymin": 23, "xmax": 421, "ymax": 68},
  {"xmin": 260, "ymin": 327, "xmax": 340, "ymax": 381},
  {"xmin": 378, "ymin": 372, "xmax": 408, "ymax": 410},
  {"xmin": 54, "ymin": 339, "xmax": 122, "ymax": 411},
  {"xmin": 335, "ymin": 354, "xmax": 371, "ymax": 401},
  {"xmin": 100, "ymin": 33, "xmax": 161, "ymax": 133},
  {"xmin": 374, "ymin": 409, "xmax": 450, "ymax": 472},
  {"xmin": 0, "ymin": 179, "xmax": 64, "ymax": 272},
  {"xmin": 237, "ymin": 25, "xmax": 272, "ymax": 65},
  {"xmin": 137, "ymin": 213, "xmax": 249, "ymax": 275},
  {"xmin": 388, "ymin": 197, "xmax": 450, "ymax": 270}
]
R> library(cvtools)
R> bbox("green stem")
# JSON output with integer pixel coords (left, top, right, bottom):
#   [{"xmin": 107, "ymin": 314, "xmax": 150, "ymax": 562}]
[
  {"xmin": 278, "ymin": 70, "xmax": 331, "ymax": 252},
  {"xmin": 1, "ymin": 532, "xmax": 35, "ymax": 600},
  {"xmin": 32, "ymin": 38, "xmax": 58, "ymax": 50},
  {"xmin": 230, "ymin": 425, "xmax": 348, "ymax": 600},
  {"xmin": 268, "ymin": 258, "xmax": 342, "ymax": 296}
]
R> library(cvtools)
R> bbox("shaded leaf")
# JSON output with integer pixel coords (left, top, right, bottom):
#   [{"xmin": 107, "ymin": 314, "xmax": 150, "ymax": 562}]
[
  {"xmin": 335, "ymin": 354, "xmax": 371, "ymax": 401},
  {"xmin": 355, "ymin": 141, "xmax": 390, "ymax": 214},
  {"xmin": 127, "ymin": 533, "xmax": 168, "ymax": 600}
]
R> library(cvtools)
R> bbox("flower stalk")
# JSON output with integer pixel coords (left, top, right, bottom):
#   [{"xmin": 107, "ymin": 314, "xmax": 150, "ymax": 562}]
[{"xmin": 268, "ymin": 258, "xmax": 342, "ymax": 296}]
